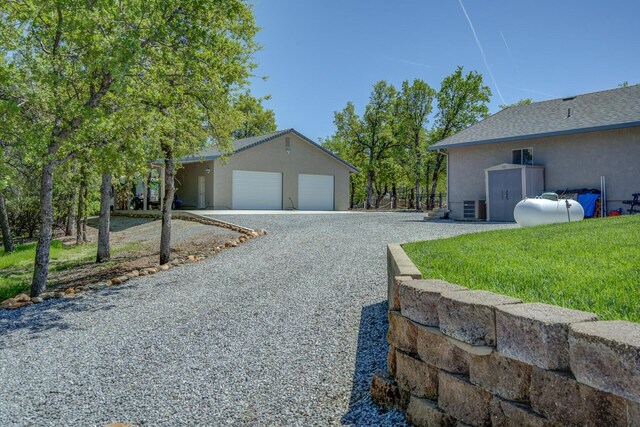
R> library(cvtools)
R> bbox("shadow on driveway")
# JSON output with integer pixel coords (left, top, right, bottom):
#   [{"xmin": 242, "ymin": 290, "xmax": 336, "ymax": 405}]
[
  {"xmin": 0, "ymin": 287, "xmax": 125, "ymax": 349},
  {"xmin": 341, "ymin": 301, "xmax": 408, "ymax": 426}
]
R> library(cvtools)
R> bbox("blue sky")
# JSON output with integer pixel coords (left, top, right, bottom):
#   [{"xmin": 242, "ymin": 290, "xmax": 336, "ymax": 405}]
[{"xmin": 248, "ymin": 1, "xmax": 640, "ymax": 141}]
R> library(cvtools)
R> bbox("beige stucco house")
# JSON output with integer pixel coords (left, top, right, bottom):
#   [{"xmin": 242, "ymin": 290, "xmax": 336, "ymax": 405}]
[
  {"xmin": 431, "ymin": 85, "xmax": 640, "ymax": 221},
  {"xmin": 173, "ymin": 129, "xmax": 358, "ymax": 210}
]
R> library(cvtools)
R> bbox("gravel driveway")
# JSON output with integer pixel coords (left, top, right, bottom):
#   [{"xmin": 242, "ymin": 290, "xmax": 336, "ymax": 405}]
[{"xmin": 0, "ymin": 213, "xmax": 512, "ymax": 426}]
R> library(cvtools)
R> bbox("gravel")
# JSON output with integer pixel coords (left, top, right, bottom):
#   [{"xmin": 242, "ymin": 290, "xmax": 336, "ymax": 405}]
[{"xmin": 0, "ymin": 213, "xmax": 513, "ymax": 426}]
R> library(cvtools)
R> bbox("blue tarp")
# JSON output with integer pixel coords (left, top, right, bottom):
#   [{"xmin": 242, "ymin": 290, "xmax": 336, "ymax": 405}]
[{"xmin": 577, "ymin": 193, "xmax": 600, "ymax": 218}]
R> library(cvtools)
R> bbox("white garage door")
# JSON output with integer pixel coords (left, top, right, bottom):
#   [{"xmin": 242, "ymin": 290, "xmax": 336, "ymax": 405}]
[
  {"xmin": 298, "ymin": 174, "xmax": 334, "ymax": 211},
  {"xmin": 232, "ymin": 170, "xmax": 282, "ymax": 210}
]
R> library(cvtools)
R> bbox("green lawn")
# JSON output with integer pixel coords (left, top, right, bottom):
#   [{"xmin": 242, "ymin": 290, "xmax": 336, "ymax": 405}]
[
  {"xmin": 403, "ymin": 215, "xmax": 640, "ymax": 322},
  {"xmin": 0, "ymin": 240, "xmax": 140, "ymax": 301}
]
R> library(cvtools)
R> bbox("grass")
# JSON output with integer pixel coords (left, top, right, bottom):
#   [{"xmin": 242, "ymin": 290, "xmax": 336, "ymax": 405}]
[
  {"xmin": 0, "ymin": 240, "xmax": 142, "ymax": 301},
  {"xmin": 403, "ymin": 215, "xmax": 640, "ymax": 322}
]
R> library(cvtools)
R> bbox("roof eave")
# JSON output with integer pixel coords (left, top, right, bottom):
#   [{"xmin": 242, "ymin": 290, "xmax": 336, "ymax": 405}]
[{"xmin": 429, "ymin": 120, "xmax": 640, "ymax": 150}]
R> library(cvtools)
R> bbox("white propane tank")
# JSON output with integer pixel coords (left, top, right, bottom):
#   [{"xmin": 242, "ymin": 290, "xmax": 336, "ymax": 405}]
[{"xmin": 514, "ymin": 198, "xmax": 584, "ymax": 227}]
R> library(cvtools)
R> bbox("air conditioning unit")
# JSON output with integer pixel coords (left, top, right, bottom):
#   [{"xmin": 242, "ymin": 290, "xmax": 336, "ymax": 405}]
[{"xmin": 463, "ymin": 200, "xmax": 487, "ymax": 220}]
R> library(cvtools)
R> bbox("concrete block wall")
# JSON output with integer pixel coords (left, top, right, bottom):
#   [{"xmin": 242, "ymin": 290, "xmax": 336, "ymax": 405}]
[{"xmin": 371, "ymin": 244, "xmax": 640, "ymax": 426}]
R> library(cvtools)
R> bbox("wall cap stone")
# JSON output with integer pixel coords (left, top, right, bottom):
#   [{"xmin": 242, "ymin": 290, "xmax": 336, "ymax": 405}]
[
  {"xmin": 440, "ymin": 289, "xmax": 522, "ymax": 308},
  {"xmin": 569, "ymin": 320, "xmax": 640, "ymax": 403},
  {"xmin": 399, "ymin": 279, "xmax": 468, "ymax": 327},
  {"xmin": 388, "ymin": 243, "xmax": 422, "ymax": 278},
  {"xmin": 497, "ymin": 302, "xmax": 598, "ymax": 325}
]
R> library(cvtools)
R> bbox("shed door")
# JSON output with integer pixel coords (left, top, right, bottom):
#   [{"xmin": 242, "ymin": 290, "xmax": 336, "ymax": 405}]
[
  {"xmin": 298, "ymin": 174, "xmax": 334, "ymax": 211},
  {"xmin": 232, "ymin": 170, "xmax": 282, "ymax": 210},
  {"xmin": 488, "ymin": 169, "xmax": 522, "ymax": 221}
]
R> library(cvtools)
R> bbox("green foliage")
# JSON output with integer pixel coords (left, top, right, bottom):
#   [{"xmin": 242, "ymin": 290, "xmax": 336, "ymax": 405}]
[
  {"xmin": 499, "ymin": 98, "xmax": 532, "ymax": 110},
  {"xmin": 233, "ymin": 91, "xmax": 277, "ymax": 139},
  {"xmin": 404, "ymin": 215, "xmax": 640, "ymax": 322},
  {"xmin": 326, "ymin": 67, "xmax": 491, "ymax": 208}
]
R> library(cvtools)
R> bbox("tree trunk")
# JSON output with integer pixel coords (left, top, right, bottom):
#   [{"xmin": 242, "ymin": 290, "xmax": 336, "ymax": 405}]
[
  {"xmin": 425, "ymin": 161, "xmax": 432, "ymax": 210},
  {"xmin": 0, "ymin": 192, "xmax": 14, "ymax": 253},
  {"xmin": 82, "ymin": 185, "xmax": 88, "ymax": 242},
  {"xmin": 365, "ymin": 169, "xmax": 374, "ymax": 209},
  {"xmin": 65, "ymin": 190, "xmax": 77, "ymax": 236},
  {"xmin": 96, "ymin": 173, "xmax": 112, "ymax": 262},
  {"xmin": 429, "ymin": 152, "xmax": 446, "ymax": 209},
  {"xmin": 349, "ymin": 180, "xmax": 355, "ymax": 209},
  {"xmin": 159, "ymin": 144, "xmax": 175, "ymax": 265},
  {"xmin": 31, "ymin": 160, "xmax": 55, "ymax": 297},
  {"xmin": 414, "ymin": 136, "xmax": 422, "ymax": 212},
  {"xmin": 409, "ymin": 188, "xmax": 415, "ymax": 209},
  {"xmin": 76, "ymin": 178, "xmax": 85, "ymax": 245},
  {"xmin": 391, "ymin": 184, "xmax": 397, "ymax": 209}
]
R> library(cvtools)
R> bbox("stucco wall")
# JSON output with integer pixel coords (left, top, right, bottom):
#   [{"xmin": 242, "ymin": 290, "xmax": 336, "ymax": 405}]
[
  {"xmin": 212, "ymin": 133, "xmax": 351, "ymax": 210},
  {"xmin": 174, "ymin": 133, "xmax": 352, "ymax": 210},
  {"xmin": 175, "ymin": 160, "xmax": 214, "ymax": 208},
  {"xmin": 447, "ymin": 126, "xmax": 640, "ymax": 219}
]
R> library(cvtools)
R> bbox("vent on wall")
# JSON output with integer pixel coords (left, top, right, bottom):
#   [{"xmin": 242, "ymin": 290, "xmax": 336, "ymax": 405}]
[
  {"xmin": 463, "ymin": 200, "xmax": 487, "ymax": 220},
  {"xmin": 285, "ymin": 137, "xmax": 291, "ymax": 154}
]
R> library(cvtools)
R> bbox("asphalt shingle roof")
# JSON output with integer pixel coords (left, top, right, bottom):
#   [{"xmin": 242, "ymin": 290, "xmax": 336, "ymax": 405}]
[
  {"xmin": 431, "ymin": 85, "xmax": 640, "ymax": 149},
  {"xmin": 179, "ymin": 128, "xmax": 359, "ymax": 172}
]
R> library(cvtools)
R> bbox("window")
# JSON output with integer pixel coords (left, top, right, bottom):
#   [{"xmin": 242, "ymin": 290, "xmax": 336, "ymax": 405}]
[{"xmin": 512, "ymin": 148, "xmax": 533, "ymax": 165}]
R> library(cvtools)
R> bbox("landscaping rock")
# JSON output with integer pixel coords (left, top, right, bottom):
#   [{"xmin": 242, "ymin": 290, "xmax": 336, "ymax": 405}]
[
  {"xmin": 438, "ymin": 371, "xmax": 492, "ymax": 427},
  {"xmin": 40, "ymin": 292, "xmax": 55, "ymax": 300},
  {"xmin": 239, "ymin": 236, "xmax": 247, "ymax": 243},
  {"xmin": 146, "ymin": 268, "xmax": 158, "ymax": 274},
  {"xmin": 129, "ymin": 270, "xmax": 140, "ymax": 277},
  {"xmin": 64, "ymin": 287, "xmax": 75, "ymax": 295},
  {"xmin": 258, "ymin": 229, "xmax": 268, "ymax": 235},
  {"xmin": 110, "ymin": 275, "xmax": 129, "ymax": 286},
  {"xmin": 490, "ymin": 397, "xmax": 548, "ymax": 427},
  {"xmin": 529, "ymin": 366, "xmax": 626, "ymax": 426},
  {"xmin": 390, "ymin": 276, "xmax": 413, "ymax": 311},
  {"xmin": 496, "ymin": 302, "xmax": 597, "ymax": 370},
  {"xmin": 399, "ymin": 279, "xmax": 467, "ymax": 327},
  {"xmin": 395, "ymin": 350, "xmax": 439, "ymax": 400},
  {"xmin": 469, "ymin": 351, "xmax": 532, "ymax": 402},
  {"xmin": 387, "ymin": 346, "xmax": 397, "ymax": 377},
  {"xmin": 370, "ymin": 370, "xmax": 410, "ymax": 410},
  {"xmin": 31, "ymin": 297, "xmax": 44, "ymax": 304},
  {"xmin": 569, "ymin": 320, "xmax": 640, "ymax": 402},
  {"xmin": 406, "ymin": 396, "xmax": 456, "ymax": 427},
  {"xmin": 14, "ymin": 293, "xmax": 30, "ymax": 303},
  {"xmin": 416, "ymin": 324, "xmax": 480, "ymax": 375},
  {"xmin": 138, "ymin": 269, "xmax": 148, "ymax": 276},
  {"xmin": 438, "ymin": 290, "xmax": 522, "ymax": 346},
  {"xmin": 159, "ymin": 264, "xmax": 170, "ymax": 271},
  {"xmin": 387, "ymin": 310, "xmax": 418, "ymax": 354},
  {"xmin": 54, "ymin": 292, "xmax": 65, "ymax": 298},
  {"xmin": 1, "ymin": 298, "xmax": 16, "ymax": 306}
]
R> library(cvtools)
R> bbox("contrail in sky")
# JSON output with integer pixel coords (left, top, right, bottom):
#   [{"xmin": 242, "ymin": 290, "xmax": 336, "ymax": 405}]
[
  {"xmin": 458, "ymin": 0, "xmax": 505, "ymax": 104},
  {"xmin": 500, "ymin": 31, "xmax": 513, "ymax": 57}
]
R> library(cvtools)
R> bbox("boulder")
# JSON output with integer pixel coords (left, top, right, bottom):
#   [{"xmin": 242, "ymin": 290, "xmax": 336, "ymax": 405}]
[{"xmin": 14, "ymin": 293, "xmax": 30, "ymax": 303}]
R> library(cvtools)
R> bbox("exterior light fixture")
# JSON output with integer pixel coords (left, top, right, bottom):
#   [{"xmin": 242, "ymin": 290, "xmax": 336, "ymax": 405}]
[{"xmin": 205, "ymin": 166, "xmax": 211, "ymax": 174}]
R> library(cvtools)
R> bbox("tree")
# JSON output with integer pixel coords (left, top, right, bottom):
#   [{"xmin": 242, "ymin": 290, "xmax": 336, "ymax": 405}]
[
  {"xmin": 397, "ymin": 79, "xmax": 435, "ymax": 211},
  {"xmin": 428, "ymin": 67, "xmax": 491, "ymax": 208},
  {"xmin": 499, "ymin": 98, "xmax": 532, "ymax": 110},
  {"xmin": 333, "ymin": 81, "xmax": 399, "ymax": 209},
  {"xmin": 132, "ymin": 1, "xmax": 259, "ymax": 264},
  {"xmin": 233, "ymin": 92, "xmax": 277, "ymax": 138},
  {"xmin": 1, "ymin": 1, "xmax": 259, "ymax": 295}
]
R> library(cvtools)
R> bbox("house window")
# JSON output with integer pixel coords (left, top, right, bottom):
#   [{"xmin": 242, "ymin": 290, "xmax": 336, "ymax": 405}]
[{"xmin": 512, "ymin": 148, "xmax": 533, "ymax": 165}]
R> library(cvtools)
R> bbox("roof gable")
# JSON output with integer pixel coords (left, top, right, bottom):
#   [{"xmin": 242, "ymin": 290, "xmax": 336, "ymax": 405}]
[
  {"xmin": 179, "ymin": 129, "xmax": 359, "ymax": 172},
  {"xmin": 431, "ymin": 85, "xmax": 640, "ymax": 149}
]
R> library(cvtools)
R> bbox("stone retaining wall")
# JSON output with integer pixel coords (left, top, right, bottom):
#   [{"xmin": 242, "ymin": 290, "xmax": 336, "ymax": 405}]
[{"xmin": 372, "ymin": 243, "xmax": 640, "ymax": 426}]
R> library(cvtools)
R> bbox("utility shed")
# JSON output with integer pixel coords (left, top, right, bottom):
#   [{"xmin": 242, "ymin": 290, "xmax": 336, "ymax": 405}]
[
  {"xmin": 485, "ymin": 164, "xmax": 544, "ymax": 221},
  {"xmin": 430, "ymin": 85, "xmax": 640, "ymax": 221}
]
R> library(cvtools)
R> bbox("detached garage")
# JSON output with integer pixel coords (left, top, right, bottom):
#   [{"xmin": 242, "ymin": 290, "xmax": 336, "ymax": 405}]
[{"xmin": 174, "ymin": 129, "xmax": 358, "ymax": 211}]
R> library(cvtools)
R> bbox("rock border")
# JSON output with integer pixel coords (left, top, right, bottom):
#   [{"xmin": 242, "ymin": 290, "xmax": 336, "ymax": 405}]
[{"xmin": 0, "ymin": 212, "xmax": 266, "ymax": 310}]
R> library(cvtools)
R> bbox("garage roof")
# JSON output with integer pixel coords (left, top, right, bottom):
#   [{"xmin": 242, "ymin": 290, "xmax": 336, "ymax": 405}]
[
  {"xmin": 179, "ymin": 128, "xmax": 359, "ymax": 172},
  {"xmin": 431, "ymin": 85, "xmax": 640, "ymax": 150}
]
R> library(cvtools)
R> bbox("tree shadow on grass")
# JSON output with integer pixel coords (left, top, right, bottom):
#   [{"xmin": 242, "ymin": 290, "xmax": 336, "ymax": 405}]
[
  {"xmin": 0, "ymin": 286, "xmax": 127, "ymax": 350},
  {"xmin": 341, "ymin": 301, "xmax": 408, "ymax": 426}
]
